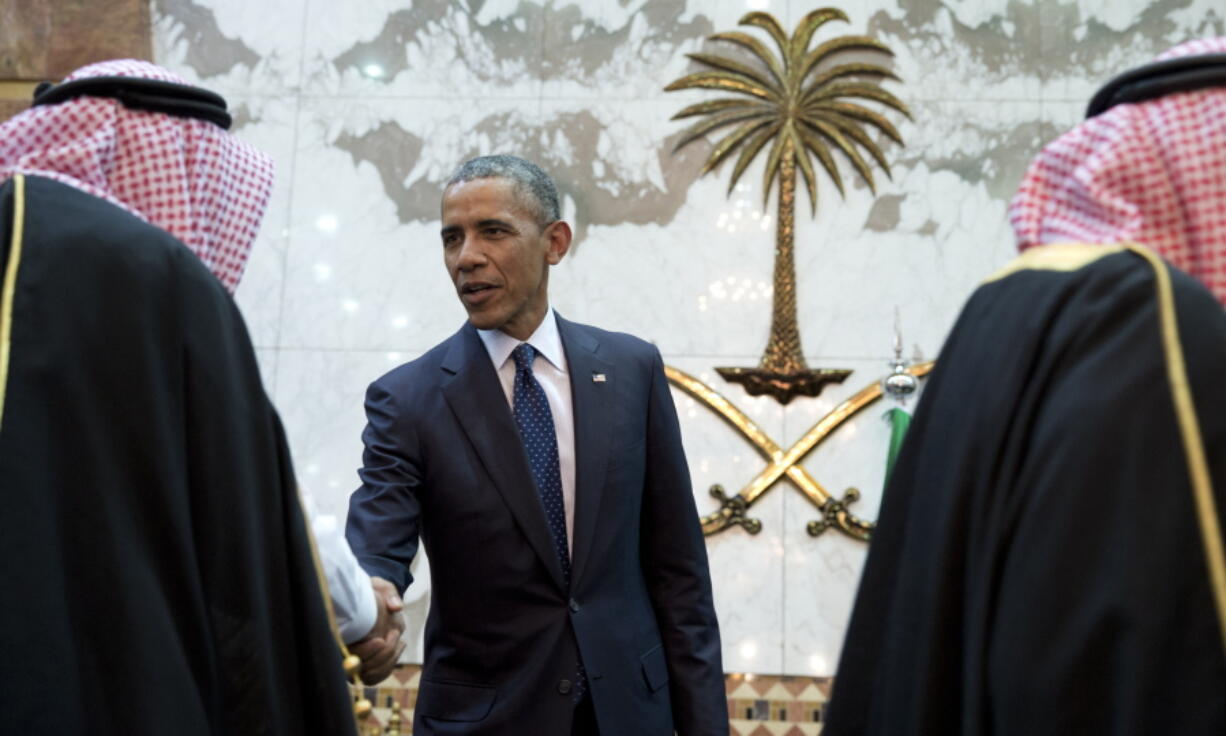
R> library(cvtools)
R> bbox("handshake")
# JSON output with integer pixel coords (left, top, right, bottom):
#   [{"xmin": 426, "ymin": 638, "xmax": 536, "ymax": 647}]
[{"xmin": 350, "ymin": 576, "xmax": 407, "ymax": 685}]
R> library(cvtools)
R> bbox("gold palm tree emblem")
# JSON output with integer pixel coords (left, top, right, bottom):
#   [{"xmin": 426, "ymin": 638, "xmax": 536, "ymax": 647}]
[{"xmin": 666, "ymin": 8, "xmax": 910, "ymax": 404}]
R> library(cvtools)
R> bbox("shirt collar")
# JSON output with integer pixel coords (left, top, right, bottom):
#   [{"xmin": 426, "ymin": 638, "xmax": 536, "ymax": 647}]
[{"xmin": 476, "ymin": 307, "xmax": 567, "ymax": 373}]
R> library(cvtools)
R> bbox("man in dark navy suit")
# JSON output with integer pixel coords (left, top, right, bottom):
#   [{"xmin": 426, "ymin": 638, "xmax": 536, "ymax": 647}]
[{"xmin": 346, "ymin": 155, "xmax": 727, "ymax": 736}]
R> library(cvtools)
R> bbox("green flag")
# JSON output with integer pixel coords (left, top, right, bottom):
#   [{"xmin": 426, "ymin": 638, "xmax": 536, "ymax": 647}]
[{"xmin": 884, "ymin": 407, "xmax": 912, "ymax": 485}]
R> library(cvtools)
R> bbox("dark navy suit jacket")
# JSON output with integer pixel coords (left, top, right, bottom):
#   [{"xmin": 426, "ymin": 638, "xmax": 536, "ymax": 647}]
[{"xmin": 346, "ymin": 315, "xmax": 727, "ymax": 735}]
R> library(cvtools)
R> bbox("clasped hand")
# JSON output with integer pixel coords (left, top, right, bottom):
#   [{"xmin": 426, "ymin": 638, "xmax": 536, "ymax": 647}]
[{"xmin": 350, "ymin": 576, "xmax": 407, "ymax": 685}]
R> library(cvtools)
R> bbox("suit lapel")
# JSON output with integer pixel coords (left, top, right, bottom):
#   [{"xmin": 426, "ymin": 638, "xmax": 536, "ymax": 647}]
[
  {"xmin": 439, "ymin": 324, "xmax": 567, "ymax": 591},
  {"xmin": 557, "ymin": 316, "xmax": 613, "ymax": 588}
]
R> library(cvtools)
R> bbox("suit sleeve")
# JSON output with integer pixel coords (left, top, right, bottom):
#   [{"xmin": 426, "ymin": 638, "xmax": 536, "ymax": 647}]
[
  {"xmin": 639, "ymin": 348, "xmax": 729, "ymax": 736},
  {"xmin": 345, "ymin": 379, "xmax": 423, "ymax": 595}
]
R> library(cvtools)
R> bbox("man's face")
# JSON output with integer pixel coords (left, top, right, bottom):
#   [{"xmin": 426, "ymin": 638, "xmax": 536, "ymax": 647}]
[{"xmin": 441, "ymin": 177, "xmax": 571, "ymax": 340}]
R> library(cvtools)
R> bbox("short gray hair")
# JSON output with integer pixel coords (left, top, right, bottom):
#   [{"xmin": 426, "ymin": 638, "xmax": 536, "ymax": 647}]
[{"xmin": 445, "ymin": 155, "xmax": 561, "ymax": 228}]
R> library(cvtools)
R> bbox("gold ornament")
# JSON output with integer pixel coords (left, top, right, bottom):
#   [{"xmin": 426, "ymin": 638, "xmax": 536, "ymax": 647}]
[
  {"xmin": 385, "ymin": 700, "xmax": 402, "ymax": 736},
  {"xmin": 666, "ymin": 9, "xmax": 911, "ymax": 404},
  {"xmin": 667, "ymin": 362, "xmax": 931, "ymax": 540}
]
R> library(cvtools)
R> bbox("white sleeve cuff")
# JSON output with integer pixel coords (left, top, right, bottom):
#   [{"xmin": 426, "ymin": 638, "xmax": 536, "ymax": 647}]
[{"xmin": 302, "ymin": 490, "xmax": 378, "ymax": 643}]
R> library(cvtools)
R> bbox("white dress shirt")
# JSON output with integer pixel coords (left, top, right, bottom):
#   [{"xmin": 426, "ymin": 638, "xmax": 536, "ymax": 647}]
[
  {"xmin": 477, "ymin": 307, "xmax": 577, "ymax": 556},
  {"xmin": 300, "ymin": 486, "xmax": 378, "ymax": 644}
]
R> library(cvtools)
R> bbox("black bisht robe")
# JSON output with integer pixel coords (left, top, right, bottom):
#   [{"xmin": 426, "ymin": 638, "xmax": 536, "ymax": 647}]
[
  {"xmin": 826, "ymin": 245, "xmax": 1226, "ymax": 735},
  {"xmin": 0, "ymin": 175, "xmax": 357, "ymax": 735}
]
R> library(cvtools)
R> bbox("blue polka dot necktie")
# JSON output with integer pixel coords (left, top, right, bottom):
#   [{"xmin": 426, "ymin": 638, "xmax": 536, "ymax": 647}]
[
  {"xmin": 511, "ymin": 343, "xmax": 571, "ymax": 581},
  {"xmin": 511, "ymin": 343, "xmax": 587, "ymax": 702}
]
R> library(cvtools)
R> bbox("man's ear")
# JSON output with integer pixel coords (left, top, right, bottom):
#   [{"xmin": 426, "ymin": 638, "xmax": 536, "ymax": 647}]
[{"xmin": 544, "ymin": 221, "xmax": 572, "ymax": 265}]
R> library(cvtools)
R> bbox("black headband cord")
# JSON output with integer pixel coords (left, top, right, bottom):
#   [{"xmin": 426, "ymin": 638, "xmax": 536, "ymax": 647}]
[
  {"xmin": 31, "ymin": 76, "xmax": 232, "ymax": 130},
  {"xmin": 1086, "ymin": 53, "xmax": 1226, "ymax": 118}
]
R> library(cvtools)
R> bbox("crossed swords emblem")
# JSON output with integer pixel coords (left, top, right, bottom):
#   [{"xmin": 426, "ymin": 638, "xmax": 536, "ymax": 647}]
[{"xmin": 665, "ymin": 363, "xmax": 933, "ymax": 542}]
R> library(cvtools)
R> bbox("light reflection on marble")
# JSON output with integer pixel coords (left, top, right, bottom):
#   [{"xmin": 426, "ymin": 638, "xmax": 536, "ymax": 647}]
[{"xmin": 151, "ymin": 0, "xmax": 1226, "ymax": 675}]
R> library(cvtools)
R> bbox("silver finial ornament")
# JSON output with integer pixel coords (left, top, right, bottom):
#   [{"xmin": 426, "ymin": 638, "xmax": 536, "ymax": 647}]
[{"xmin": 883, "ymin": 307, "xmax": 917, "ymax": 401}]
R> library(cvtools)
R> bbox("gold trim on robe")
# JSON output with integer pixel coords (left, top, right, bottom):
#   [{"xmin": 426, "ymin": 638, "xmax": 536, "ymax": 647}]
[
  {"xmin": 983, "ymin": 241, "xmax": 1125, "ymax": 283},
  {"xmin": 0, "ymin": 173, "xmax": 26, "ymax": 430},
  {"xmin": 1125, "ymin": 243, "xmax": 1226, "ymax": 655},
  {"xmin": 984, "ymin": 241, "xmax": 1225, "ymax": 652}
]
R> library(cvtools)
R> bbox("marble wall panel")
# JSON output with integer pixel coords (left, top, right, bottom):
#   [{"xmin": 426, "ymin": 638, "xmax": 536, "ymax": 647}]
[
  {"xmin": 536, "ymin": 0, "xmax": 713, "ymax": 102},
  {"xmin": 302, "ymin": 0, "xmax": 546, "ymax": 100},
  {"xmin": 273, "ymin": 347, "xmax": 405, "ymax": 519},
  {"xmin": 152, "ymin": 0, "xmax": 305, "ymax": 95},
  {"xmin": 1038, "ymin": 0, "xmax": 1225, "ymax": 104},
  {"xmin": 545, "ymin": 95, "xmax": 782, "ymax": 356},
  {"xmin": 1042, "ymin": 98, "xmax": 1087, "ymax": 138},
  {"xmin": 150, "ymin": 0, "xmax": 1226, "ymax": 677},
  {"xmin": 669, "ymin": 357, "xmax": 788, "ymax": 674},
  {"xmin": 789, "ymin": 97, "xmax": 1053, "ymax": 362},
  {"xmin": 278, "ymin": 95, "xmax": 510, "ymax": 352},
  {"xmin": 273, "ymin": 346, "xmax": 434, "ymax": 661},
  {"xmin": 253, "ymin": 347, "xmax": 279, "ymax": 397},
  {"xmin": 228, "ymin": 95, "xmax": 299, "ymax": 349},
  {"xmin": 866, "ymin": 0, "xmax": 1045, "ymax": 104},
  {"xmin": 775, "ymin": 357, "xmax": 930, "ymax": 674}
]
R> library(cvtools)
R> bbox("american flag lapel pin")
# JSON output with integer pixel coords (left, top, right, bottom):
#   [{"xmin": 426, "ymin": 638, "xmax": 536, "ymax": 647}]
[{"xmin": 592, "ymin": 373, "xmax": 607, "ymax": 383}]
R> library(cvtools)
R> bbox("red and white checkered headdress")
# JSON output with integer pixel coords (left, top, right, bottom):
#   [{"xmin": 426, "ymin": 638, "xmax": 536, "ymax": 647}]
[
  {"xmin": 0, "ymin": 59, "xmax": 273, "ymax": 294},
  {"xmin": 1010, "ymin": 38, "xmax": 1226, "ymax": 304}
]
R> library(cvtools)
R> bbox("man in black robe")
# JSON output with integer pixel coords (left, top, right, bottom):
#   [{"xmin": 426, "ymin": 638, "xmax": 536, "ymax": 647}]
[
  {"xmin": 0, "ymin": 60, "xmax": 359, "ymax": 734},
  {"xmin": 826, "ymin": 40, "xmax": 1226, "ymax": 735}
]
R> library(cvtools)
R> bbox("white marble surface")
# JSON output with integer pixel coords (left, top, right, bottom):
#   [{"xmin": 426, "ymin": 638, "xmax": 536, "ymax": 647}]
[
  {"xmin": 153, "ymin": 0, "xmax": 308, "ymax": 96},
  {"xmin": 670, "ymin": 357, "xmax": 788, "ymax": 674},
  {"xmin": 278, "ymin": 96, "xmax": 472, "ymax": 352},
  {"xmin": 152, "ymin": 0, "xmax": 1226, "ymax": 675},
  {"xmin": 228, "ymin": 95, "xmax": 298, "ymax": 349},
  {"xmin": 252, "ymin": 347, "xmax": 279, "ymax": 397},
  {"xmin": 777, "ymin": 358, "xmax": 928, "ymax": 674},
  {"xmin": 272, "ymin": 348, "xmax": 395, "ymax": 520},
  {"xmin": 272, "ymin": 346, "xmax": 434, "ymax": 659}
]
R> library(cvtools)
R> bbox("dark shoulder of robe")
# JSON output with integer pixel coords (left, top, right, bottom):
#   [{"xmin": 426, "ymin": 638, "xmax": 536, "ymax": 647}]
[
  {"xmin": 0, "ymin": 175, "xmax": 357, "ymax": 735},
  {"xmin": 825, "ymin": 246, "xmax": 1226, "ymax": 735}
]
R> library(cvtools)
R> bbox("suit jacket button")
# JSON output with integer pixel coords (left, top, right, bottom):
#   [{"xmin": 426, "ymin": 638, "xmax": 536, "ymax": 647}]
[
  {"xmin": 568, "ymin": 598, "xmax": 580, "ymax": 613},
  {"xmin": 557, "ymin": 679, "xmax": 572, "ymax": 695}
]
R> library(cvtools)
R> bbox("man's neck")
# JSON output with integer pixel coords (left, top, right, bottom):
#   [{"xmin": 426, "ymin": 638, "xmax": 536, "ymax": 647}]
[{"xmin": 498, "ymin": 303, "xmax": 551, "ymax": 341}]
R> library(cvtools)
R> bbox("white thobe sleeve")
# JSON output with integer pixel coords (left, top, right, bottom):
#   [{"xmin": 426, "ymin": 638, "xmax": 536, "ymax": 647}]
[{"xmin": 301, "ymin": 487, "xmax": 378, "ymax": 644}]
